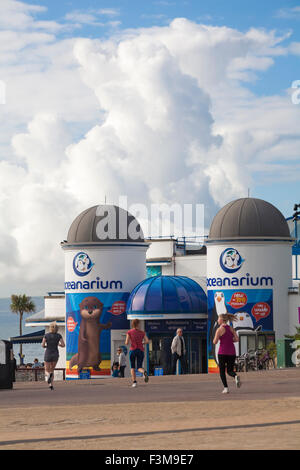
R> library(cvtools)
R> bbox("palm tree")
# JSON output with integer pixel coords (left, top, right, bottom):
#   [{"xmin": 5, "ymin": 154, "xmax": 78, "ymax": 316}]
[{"xmin": 10, "ymin": 294, "xmax": 36, "ymax": 362}]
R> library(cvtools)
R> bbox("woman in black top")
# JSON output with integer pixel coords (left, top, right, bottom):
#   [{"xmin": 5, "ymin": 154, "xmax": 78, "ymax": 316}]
[{"xmin": 42, "ymin": 321, "xmax": 65, "ymax": 390}]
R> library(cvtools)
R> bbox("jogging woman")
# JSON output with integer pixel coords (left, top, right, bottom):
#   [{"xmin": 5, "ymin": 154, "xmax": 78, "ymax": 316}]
[
  {"xmin": 42, "ymin": 321, "xmax": 65, "ymax": 390},
  {"xmin": 213, "ymin": 314, "xmax": 241, "ymax": 394},
  {"xmin": 125, "ymin": 318, "xmax": 150, "ymax": 388}
]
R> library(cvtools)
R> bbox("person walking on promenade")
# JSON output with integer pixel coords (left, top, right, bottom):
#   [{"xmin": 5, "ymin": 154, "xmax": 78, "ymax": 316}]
[
  {"xmin": 213, "ymin": 313, "xmax": 241, "ymax": 394},
  {"xmin": 117, "ymin": 347, "xmax": 127, "ymax": 378},
  {"xmin": 125, "ymin": 319, "xmax": 150, "ymax": 388},
  {"xmin": 171, "ymin": 328, "xmax": 187, "ymax": 375},
  {"xmin": 42, "ymin": 321, "xmax": 65, "ymax": 390}
]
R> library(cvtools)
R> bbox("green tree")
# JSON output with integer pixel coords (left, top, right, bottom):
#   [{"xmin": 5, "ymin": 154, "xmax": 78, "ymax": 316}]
[{"xmin": 10, "ymin": 294, "xmax": 36, "ymax": 362}]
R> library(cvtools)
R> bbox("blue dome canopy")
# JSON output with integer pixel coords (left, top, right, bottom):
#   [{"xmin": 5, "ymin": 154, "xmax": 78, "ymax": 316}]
[{"xmin": 127, "ymin": 276, "xmax": 207, "ymax": 318}]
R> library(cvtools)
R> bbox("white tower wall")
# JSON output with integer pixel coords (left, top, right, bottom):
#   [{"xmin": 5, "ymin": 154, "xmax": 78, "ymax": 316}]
[{"xmin": 63, "ymin": 243, "xmax": 148, "ymax": 379}]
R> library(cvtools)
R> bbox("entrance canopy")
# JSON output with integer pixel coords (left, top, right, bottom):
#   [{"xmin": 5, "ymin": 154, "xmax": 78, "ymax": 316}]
[
  {"xmin": 127, "ymin": 275, "xmax": 207, "ymax": 320},
  {"xmin": 10, "ymin": 330, "xmax": 45, "ymax": 344}
]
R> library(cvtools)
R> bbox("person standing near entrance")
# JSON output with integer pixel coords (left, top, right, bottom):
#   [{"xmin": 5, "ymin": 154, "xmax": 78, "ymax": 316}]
[
  {"xmin": 171, "ymin": 328, "xmax": 187, "ymax": 374},
  {"xmin": 213, "ymin": 313, "xmax": 241, "ymax": 394},
  {"xmin": 117, "ymin": 347, "xmax": 126, "ymax": 378},
  {"xmin": 125, "ymin": 319, "xmax": 150, "ymax": 387},
  {"xmin": 42, "ymin": 321, "xmax": 65, "ymax": 390}
]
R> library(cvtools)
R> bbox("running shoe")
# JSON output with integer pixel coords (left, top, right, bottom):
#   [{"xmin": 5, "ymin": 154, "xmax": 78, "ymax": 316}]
[
  {"xmin": 235, "ymin": 375, "xmax": 241, "ymax": 388},
  {"xmin": 132, "ymin": 381, "xmax": 137, "ymax": 388},
  {"xmin": 222, "ymin": 388, "xmax": 229, "ymax": 394},
  {"xmin": 144, "ymin": 371, "xmax": 149, "ymax": 383}
]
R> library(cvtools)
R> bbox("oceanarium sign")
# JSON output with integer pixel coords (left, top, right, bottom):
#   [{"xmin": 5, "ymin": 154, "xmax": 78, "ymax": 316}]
[
  {"xmin": 65, "ymin": 251, "xmax": 123, "ymax": 291},
  {"xmin": 207, "ymin": 247, "xmax": 274, "ymax": 288},
  {"xmin": 65, "ymin": 278, "xmax": 123, "ymax": 291},
  {"xmin": 207, "ymin": 274, "xmax": 273, "ymax": 288}
]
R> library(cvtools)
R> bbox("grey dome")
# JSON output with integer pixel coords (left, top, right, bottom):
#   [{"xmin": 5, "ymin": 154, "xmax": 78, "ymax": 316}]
[
  {"xmin": 66, "ymin": 205, "xmax": 144, "ymax": 244},
  {"xmin": 209, "ymin": 198, "xmax": 291, "ymax": 240}
]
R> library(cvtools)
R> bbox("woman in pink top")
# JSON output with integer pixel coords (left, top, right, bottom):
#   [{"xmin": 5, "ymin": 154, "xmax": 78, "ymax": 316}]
[
  {"xmin": 125, "ymin": 318, "xmax": 150, "ymax": 388},
  {"xmin": 213, "ymin": 314, "xmax": 241, "ymax": 394}
]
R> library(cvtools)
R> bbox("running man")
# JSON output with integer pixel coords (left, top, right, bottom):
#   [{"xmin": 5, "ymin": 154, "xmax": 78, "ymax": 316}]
[{"xmin": 125, "ymin": 318, "xmax": 150, "ymax": 388}]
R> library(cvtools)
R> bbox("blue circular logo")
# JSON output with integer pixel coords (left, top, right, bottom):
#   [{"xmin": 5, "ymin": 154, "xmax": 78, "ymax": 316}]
[
  {"xmin": 219, "ymin": 248, "xmax": 244, "ymax": 273},
  {"xmin": 73, "ymin": 252, "xmax": 94, "ymax": 277}
]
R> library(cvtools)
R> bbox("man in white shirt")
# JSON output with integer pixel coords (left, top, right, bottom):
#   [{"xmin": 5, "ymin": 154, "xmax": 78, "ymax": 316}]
[{"xmin": 171, "ymin": 328, "xmax": 187, "ymax": 374}]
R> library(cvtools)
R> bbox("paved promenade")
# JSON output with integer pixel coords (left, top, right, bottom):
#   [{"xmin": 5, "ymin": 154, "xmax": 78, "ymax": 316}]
[{"xmin": 0, "ymin": 368, "xmax": 300, "ymax": 450}]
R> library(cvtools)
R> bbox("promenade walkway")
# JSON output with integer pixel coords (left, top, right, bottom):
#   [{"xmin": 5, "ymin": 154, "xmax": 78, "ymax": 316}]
[{"xmin": 0, "ymin": 368, "xmax": 300, "ymax": 450}]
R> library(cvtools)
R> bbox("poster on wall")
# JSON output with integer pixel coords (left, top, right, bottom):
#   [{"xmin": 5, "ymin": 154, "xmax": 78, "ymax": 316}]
[
  {"xmin": 207, "ymin": 289, "xmax": 273, "ymax": 373},
  {"xmin": 66, "ymin": 292, "xmax": 130, "ymax": 379}
]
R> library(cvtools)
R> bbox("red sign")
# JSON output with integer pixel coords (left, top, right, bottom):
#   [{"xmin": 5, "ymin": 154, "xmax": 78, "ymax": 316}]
[
  {"xmin": 228, "ymin": 292, "xmax": 248, "ymax": 309},
  {"xmin": 251, "ymin": 302, "xmax": 271, "ymax": 322},
  {"xmin": 108, "ymin": 300, "xmax": 127, "ymax": 316},
  {"xmin": 67, "ymin": 317, "xmax": 77, "ymax": 332}
]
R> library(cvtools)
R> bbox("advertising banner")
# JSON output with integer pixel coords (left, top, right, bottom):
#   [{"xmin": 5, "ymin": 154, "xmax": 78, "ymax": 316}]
[
  {"xmin": 207, "ymin": 288, "xmax": 273, "ymax": 373},
  {"xmin": 63, "ymin": 245, "xmax": 147, "ymax": 380},
  {"xmin": 66, "ymin": 292, "xmax": 130, "ymax": 379}
]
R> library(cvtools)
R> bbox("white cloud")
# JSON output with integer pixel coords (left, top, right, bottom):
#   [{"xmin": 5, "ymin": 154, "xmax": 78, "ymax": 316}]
[
  {"xmin": 0, "ymin": 0, "xmax": 64, "ymax": 32},
  {"xmin": 65, "ymin": 12, "xmax": 98, "ymax": 25},
  {"xmin": 64, "ymin": 8, "xmax": 121, "ymax": 27},
  {"xmin": 96, "ymin": 8, "xmax": 120, "ymax": 17},
  {"xmin": 275, "ymin": 6, "xmax": 300, "ymax": 19},
  {"xmin": 0, "ymin": 4, "xmax": 300, "ymax": 295}
]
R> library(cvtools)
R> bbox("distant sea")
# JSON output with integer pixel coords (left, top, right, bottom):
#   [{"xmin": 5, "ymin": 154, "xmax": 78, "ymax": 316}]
[{"xmin": 0, "ymin": 297, "xmax": 45, "ymax": 364}]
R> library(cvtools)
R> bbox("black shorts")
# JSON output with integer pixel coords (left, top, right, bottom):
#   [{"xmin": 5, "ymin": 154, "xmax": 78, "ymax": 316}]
[
  {"xmin": 129, "ymin": 349, "xmax": 144, "ymax": 369},
  {"xmin": 44, "ymin": 352, "xmax": 59, "ymax": 363}
]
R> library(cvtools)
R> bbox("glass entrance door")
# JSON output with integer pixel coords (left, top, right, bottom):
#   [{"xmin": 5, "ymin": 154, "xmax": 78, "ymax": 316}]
[
  {"xmin": 186, "ymin": 335, "xmax": 207, "ymax": 374},
  {"xmin": 148, "ymin": 335, "xmax": 173, "ymax": 375},
  {"xmin": 148, "ymin": 333, "xmax": 207, "ymax": 375}
]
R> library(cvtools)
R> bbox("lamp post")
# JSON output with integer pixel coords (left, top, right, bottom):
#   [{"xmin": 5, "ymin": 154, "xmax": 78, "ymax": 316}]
[{"xmin": 293, "ymin": 204, "xmax": 300, "ymax": 280}]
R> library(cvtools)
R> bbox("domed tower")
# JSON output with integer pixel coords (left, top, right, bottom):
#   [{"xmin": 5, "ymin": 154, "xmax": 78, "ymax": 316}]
[
  {"xmin": 61, "ymin": 205, "xmax": 148, "ymax": 380},
  {"xmin": 206, "ymin": 198, "xmax": 293, "ymax": 373}
]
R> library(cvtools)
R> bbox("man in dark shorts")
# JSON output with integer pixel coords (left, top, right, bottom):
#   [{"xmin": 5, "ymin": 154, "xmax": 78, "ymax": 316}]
[{"xmin": 125, "ymin": 318, "xmax": 150, "ymax": 387}]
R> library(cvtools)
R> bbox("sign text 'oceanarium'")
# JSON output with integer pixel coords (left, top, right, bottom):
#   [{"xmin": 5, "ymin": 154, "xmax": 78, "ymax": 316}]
[
  {"xmin": 207, "ymin": 273, "xmax": 274, "ymax": 288},
  {"xmin": 65, "ymin": 278, "xmax": 123, "ymax": 291}
]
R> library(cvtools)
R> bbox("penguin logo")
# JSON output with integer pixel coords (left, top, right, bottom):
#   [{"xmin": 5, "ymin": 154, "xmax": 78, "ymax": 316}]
[
  {"xmin": 73, "ymin": 252, "xmax": 94, "ymax": 277},
  {"xmin": 214, "ymin": 291, "xmax": 227, "ymax": 316},
  {"xmin": 220, "ymin": 248, "xmax": 244, "ymax": 273}
]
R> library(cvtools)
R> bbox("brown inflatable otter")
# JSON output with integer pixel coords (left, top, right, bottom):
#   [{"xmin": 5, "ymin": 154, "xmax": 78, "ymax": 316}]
[{"xmin": 69, "ymin": 296, "xmax": 112, "ymax": 373}]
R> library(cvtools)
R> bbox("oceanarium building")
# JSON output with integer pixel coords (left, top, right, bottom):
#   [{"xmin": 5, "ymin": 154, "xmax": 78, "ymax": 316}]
[{"xmin": 25, "ymin": 197, "xmax": 300, "ymax": 376}]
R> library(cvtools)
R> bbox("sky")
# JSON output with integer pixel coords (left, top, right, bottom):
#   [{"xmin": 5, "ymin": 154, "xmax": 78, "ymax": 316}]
[{"xmin": 0, "ymin": 0, "xmax": 300, "ymax": 296}]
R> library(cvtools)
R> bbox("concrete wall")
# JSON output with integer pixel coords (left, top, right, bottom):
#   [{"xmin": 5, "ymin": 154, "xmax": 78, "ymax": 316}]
[
  {"xmin": 44, "ymin": 296, "xmax": 65, "ymax": 319},
  {"xmin": 146, "ymin": 240, "xmax": 174, "ymax": 260}
]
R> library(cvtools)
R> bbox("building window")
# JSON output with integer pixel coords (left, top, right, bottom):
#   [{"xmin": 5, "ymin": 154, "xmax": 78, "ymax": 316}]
[{"xmin": 147, "ymin": 266, "xmax": 162, "ymax": 277}]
